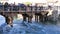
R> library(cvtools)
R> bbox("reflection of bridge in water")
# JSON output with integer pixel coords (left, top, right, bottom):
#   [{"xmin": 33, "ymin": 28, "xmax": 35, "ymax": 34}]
[{"xmin": 0, "ymin": 7, "xmax": 49, "ymax": 27}]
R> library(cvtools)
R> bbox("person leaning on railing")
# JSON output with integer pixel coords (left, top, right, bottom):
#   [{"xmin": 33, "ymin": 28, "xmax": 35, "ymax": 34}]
[
  {"xmin": 35, "ymin": 4, "xmax": 37, "ymax": 12},
  {"xmin": 0, "ymin": 4, "xmax": 3, "ymax": 11},
  {"xmin": 4, "ymin": 2, "xmax": 9, "ymax": 11}
]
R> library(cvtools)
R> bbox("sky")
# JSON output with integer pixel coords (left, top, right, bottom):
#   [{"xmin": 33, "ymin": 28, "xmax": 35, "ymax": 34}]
[
  {"xmin": 0, "ymin": 0, "xmax": 59, "ymax": 5},
  {"xmin": 0, "ymin": 0, "xmax": 58, "ymax": 3},
  {"xmin": 0, "ymin": 0, "xmax": 47, "ymax": 3}
]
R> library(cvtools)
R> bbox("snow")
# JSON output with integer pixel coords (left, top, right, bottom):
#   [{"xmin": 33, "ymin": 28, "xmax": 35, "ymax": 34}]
[{"xmin": 0, "ymin": 15, "xmax": 60, "ymax": 34}]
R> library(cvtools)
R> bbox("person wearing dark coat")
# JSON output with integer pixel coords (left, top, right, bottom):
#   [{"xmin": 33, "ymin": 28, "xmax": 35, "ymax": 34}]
[{"xmin": 4, "ymin": 2, "xmax": 9, "ymax": 11}]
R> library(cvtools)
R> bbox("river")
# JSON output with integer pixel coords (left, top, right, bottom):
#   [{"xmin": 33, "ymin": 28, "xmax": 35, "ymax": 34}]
[{"xmin": 0, "ymin": 15, "xmax": 60, "ymax": 34}]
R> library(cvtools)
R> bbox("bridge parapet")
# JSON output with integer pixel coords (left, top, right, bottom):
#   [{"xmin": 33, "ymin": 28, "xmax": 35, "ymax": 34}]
[{"xmin": 0, "ymin": 5, "xmax": 49, "ymax": 13}]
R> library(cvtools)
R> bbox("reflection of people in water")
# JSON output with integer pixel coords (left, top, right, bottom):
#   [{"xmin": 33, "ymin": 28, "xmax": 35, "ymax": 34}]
[
  {"xmin": 28, "ymin": 15, "xmax": 33, "ymax": 23},
  {"xmin": 5, "ymin": 16, "xmax": 13, "ymax": 27},
  {"xmin": 22, "ymin": 13, "xmax": 27, "ymax": 21},
  {"xmin": 22, "ymin": 13, "xmax": 33, "ymax": 23},
  {"xmin": 39, "ymin": 12, "xmax": 43, "ymax": 22},
  {"xmin": 39, "ymin": 11, "xmax": 49, "ymax": 22},
  {"xmin": 44, "ymin": 12, "xmax": 49, "ymax": 21}
]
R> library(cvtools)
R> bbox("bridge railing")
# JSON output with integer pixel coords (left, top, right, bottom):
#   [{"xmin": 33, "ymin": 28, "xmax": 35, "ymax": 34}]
[{"xmin": 0, "ymin": 5, "xmax": 49, "ymax": 12}]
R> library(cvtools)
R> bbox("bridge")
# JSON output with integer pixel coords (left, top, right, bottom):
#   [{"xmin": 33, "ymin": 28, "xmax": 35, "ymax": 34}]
[{"xmin": 0, "ymin": 6, "xmax": 49, "ymax": 27}]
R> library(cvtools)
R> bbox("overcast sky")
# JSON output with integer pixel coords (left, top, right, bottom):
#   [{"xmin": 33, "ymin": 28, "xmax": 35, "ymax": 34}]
[
  {"xmin": 0, "ymin": 0, "xmax": 59, "ymax": 4},
  {"xmin": 0, "ymin": 0, "xmax": 50, "ymax": 3}
]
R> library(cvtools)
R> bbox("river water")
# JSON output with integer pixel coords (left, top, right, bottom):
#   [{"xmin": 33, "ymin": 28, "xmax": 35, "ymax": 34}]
[{"xmin": 0, "ymin": 15, "xmax": 60, "ymax": 34}]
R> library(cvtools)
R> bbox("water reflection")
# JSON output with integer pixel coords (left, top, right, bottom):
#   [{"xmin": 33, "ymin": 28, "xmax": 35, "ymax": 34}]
[{"xmin": 0, "ymin": 15, "xmax": 60, "ymax": 34}]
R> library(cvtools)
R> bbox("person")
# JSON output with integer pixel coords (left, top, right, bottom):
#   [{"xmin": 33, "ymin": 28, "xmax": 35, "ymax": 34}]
[
  {"xmin": 4, "ymin": 2, "xmax": 9, "ymax": 11},
  {"xmin": 35, "ymin": 4, "xmax": 37, "ymax": 12},
  {"xmin": 20, "ymin": 4, "xmax": 26, "ymax": 11},
  {"xmin": 30, "ymin": 4, "xmax": 33, "ymax": 12}
]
